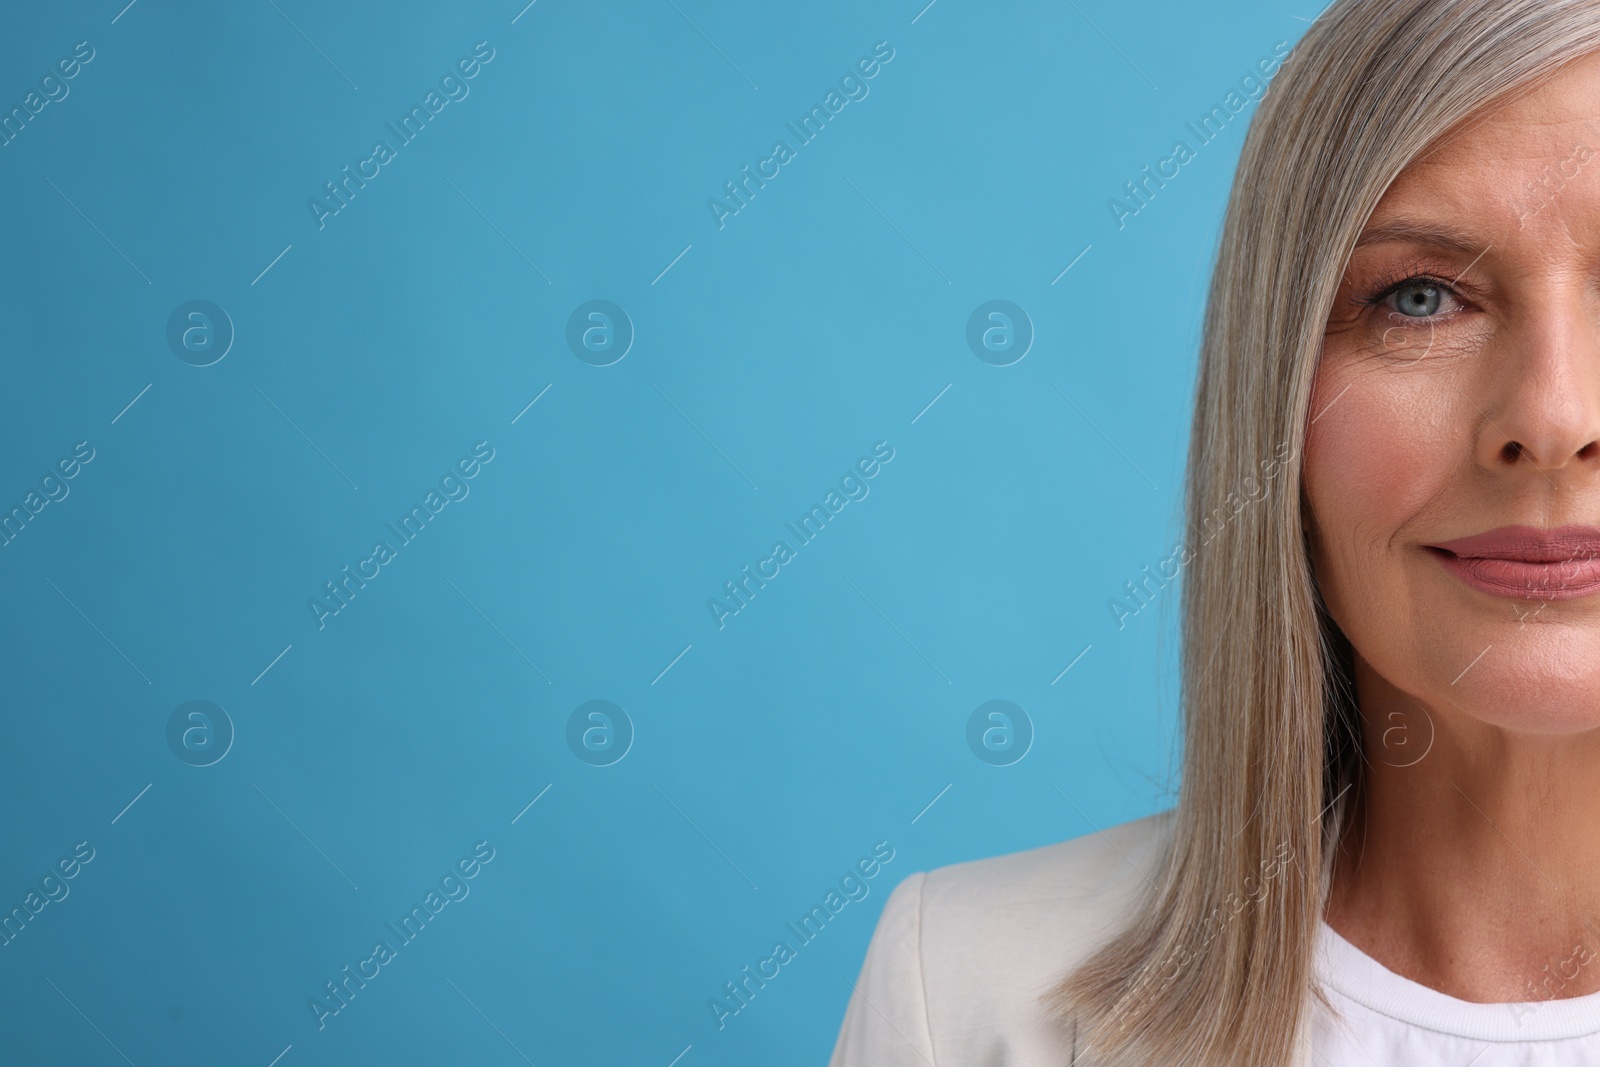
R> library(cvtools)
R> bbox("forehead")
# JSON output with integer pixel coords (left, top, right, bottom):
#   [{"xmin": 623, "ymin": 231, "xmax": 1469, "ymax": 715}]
[{"xmin": 1368, "ymin": 50, "xmax": 1600, "ymax": 225}]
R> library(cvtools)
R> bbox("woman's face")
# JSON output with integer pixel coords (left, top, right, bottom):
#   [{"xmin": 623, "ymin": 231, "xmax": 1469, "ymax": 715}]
[{"xmin": 1308, "ymin": 52, "xmax": 1600, "ymax": 734}]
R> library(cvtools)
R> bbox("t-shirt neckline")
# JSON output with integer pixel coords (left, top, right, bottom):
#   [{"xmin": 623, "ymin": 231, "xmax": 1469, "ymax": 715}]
[{"xmin": 1317, "ymin": 920, "xmax": 1600, "ymax": 1042}]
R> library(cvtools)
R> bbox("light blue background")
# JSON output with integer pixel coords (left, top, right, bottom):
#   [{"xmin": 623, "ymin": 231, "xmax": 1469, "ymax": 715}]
[{"xmin": 0, "ymin": 1, "xmax": 1305, "ymax": 1063}]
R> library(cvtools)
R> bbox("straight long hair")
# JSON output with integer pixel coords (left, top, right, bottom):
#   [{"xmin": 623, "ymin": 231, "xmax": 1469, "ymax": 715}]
[{"xmin": 1047, "ymin": 2, "xmax": 1600, "ymax": 1063}]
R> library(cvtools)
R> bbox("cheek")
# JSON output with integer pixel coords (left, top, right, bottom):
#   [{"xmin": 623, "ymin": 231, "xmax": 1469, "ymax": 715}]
[{"xmin": 1303, "ymin": 360, "xmax": 1459, "ymax": 624}]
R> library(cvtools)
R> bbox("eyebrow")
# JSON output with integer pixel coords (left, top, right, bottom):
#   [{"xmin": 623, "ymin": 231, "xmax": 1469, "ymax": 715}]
[{"xmin": 1352, "ymin": 218, "xmax": 1490, "ymax": 255}]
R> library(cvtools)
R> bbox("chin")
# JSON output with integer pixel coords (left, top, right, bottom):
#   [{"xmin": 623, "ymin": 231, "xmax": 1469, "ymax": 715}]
[{"xmin": 1429, "ymin": 633, "xmax": 1600, "ymax": 736}]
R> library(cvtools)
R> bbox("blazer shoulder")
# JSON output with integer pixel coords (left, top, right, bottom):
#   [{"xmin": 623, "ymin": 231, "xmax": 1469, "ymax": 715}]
[
  {"xmin": 831, "ymin": 809, "xmax": 1174, "ymax": 1066},
  {"xmin": 921, "ymin": 808, "xmax": 1173, "ymax": 914},
  {"xmin": 916, "ymin": 810, "xmax": 1173, "ymax": 1050}
]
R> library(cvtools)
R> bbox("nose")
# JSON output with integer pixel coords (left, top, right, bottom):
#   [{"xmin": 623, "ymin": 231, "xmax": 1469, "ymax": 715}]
[{"xmin": 1475, "ymin": 294, "xmax": 1600, "ymax": 474}]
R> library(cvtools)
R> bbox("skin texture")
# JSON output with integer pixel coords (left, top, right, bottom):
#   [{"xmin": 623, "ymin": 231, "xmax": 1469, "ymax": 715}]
[{"xmin": 1312, "ymin": 51, "xmax": 1600, "ymax": 1003}]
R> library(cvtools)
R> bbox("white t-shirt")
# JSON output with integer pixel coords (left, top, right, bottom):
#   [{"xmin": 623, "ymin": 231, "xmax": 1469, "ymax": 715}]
[{"xmin": 1314, "ymin": 921, "xmax": 1600, "ymax": 1064}]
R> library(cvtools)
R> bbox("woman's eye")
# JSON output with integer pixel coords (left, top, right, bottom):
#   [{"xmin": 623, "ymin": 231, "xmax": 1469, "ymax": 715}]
[{"xmin": 1385, "ymin": 280, "xmax": 1453, "ymax": 318}]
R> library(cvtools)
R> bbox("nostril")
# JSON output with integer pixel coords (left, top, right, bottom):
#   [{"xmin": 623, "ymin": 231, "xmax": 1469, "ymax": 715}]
[
  {"xmin": 1581, "ymin": 441, "xmax": 1600, "ymax": 461},
  {"xmin": 1501, "ymin": 441, "xmax": 1524, "ymax": 463}
]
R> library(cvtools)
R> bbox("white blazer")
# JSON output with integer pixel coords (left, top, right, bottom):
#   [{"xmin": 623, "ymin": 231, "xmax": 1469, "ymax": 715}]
[{"xmin": 828, "ymin": 809, "xmax": 1315, "ymax": 1066}]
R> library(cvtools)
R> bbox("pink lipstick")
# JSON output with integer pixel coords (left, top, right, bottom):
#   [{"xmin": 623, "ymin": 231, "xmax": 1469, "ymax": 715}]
[{"xmin": 1427, "ymin": 525, "xmax": 1600, "ymax": 600}]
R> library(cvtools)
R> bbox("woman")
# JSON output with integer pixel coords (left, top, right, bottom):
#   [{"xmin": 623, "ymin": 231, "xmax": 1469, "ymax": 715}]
[{"xmin": 831, "ymin": 1, "xmax": 1600, "ymax": 1063}]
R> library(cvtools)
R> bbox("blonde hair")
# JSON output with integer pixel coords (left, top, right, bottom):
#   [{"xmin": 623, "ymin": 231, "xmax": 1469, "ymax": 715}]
[{"xmin": 1048, "ymin": 2, "xmax": 1600, "ymax": 1062}]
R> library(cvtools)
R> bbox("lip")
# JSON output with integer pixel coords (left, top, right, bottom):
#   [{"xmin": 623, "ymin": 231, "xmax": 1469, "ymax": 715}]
[{"xmin": 1426, "ymin": 525, "xmax": 1600, "ymax": 600}]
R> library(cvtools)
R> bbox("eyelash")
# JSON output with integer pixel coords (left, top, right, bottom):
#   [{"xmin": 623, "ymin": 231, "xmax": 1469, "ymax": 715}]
[{"xmin": 1352, "ymin": 264, "xmax": 1468, "ymax": 317}]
